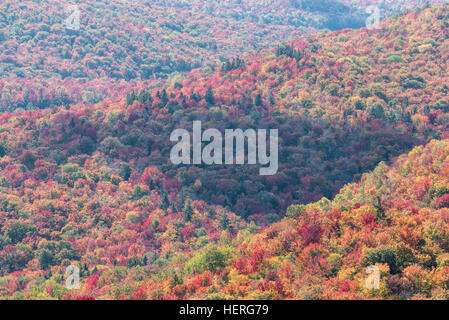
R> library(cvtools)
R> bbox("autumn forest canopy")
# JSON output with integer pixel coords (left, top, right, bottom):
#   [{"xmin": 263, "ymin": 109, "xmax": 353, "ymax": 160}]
[{"xmin": 1, "ymin": 0, "xmax": 449, "ymax": 301}]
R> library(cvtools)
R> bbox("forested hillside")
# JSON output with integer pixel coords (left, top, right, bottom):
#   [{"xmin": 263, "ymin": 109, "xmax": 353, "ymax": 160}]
[
  {"xmin": 0, "ymin": 0, "xmax": 368, "ymax": 112},
  {"xmin": 124, "ymin": 3, "xmax": 449, "ymax": 218},
  {"xmin": 1, "ymin": 2, "xmax": 449, "ymax": 300},
  {"xmin": 143, "ymin": 138, "xmax": 449, "ymax": 300}
]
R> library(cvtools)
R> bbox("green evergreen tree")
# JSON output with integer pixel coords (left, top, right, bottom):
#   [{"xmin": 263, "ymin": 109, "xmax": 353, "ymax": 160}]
[
  {"xmin": 183, "ymin": 198, "xmax": 193, "ymax": 222},
  {"xmin": 205, "ymin": 87, "xmax": 215, "ymax": 105},
  {"xmin": 219, "ymin": 214, "xmax": 230, "ymax": 230},
  {"xmin": 160, "ymin": 89, "xmax": 168, "ymax": 106},
  {"xmin": 254, "ymin": 93, "xmax": 262, "ymax": 106},
  {"xmin": 160, "ymin": 192, "xmax": 169, "ymax": 210},
  {"xmin": 177, "ymin": 189, "xmax": 186, "ymax": 212}
]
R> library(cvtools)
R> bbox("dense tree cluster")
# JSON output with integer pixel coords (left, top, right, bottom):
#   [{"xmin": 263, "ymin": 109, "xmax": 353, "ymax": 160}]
[
  {"xmin": 0, "ymin": 2, "xmax": 449, "ymax": 300},
  {"xmin": 165, "ymin": 139, "xmax": 449, "ymax": 299}
]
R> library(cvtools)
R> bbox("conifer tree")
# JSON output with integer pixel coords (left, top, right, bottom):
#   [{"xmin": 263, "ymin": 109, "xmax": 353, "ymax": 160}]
[
  {"xmin": 205, "ymin": 87, "xmax": 215, "ymax": 105},
  {"xmin": 160, "ymin": 192, "xmax": 169, "ymax": 210},
  {"xmin": 183, "ymin": 198, "xmax": 193, "ymax": 222}
]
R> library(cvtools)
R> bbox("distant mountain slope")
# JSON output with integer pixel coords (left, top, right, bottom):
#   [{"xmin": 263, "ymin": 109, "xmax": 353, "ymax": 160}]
[
  {"xmin": 1, "ymin": 0, "xmax": 443, "ymax": 112},
  {"xmin": 347, "ymin": 0, "xmax": 448, "ymax": 12},
  {"xmin": 0, "ymin": 0, "xmax": 367, "ymax": 112}
]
